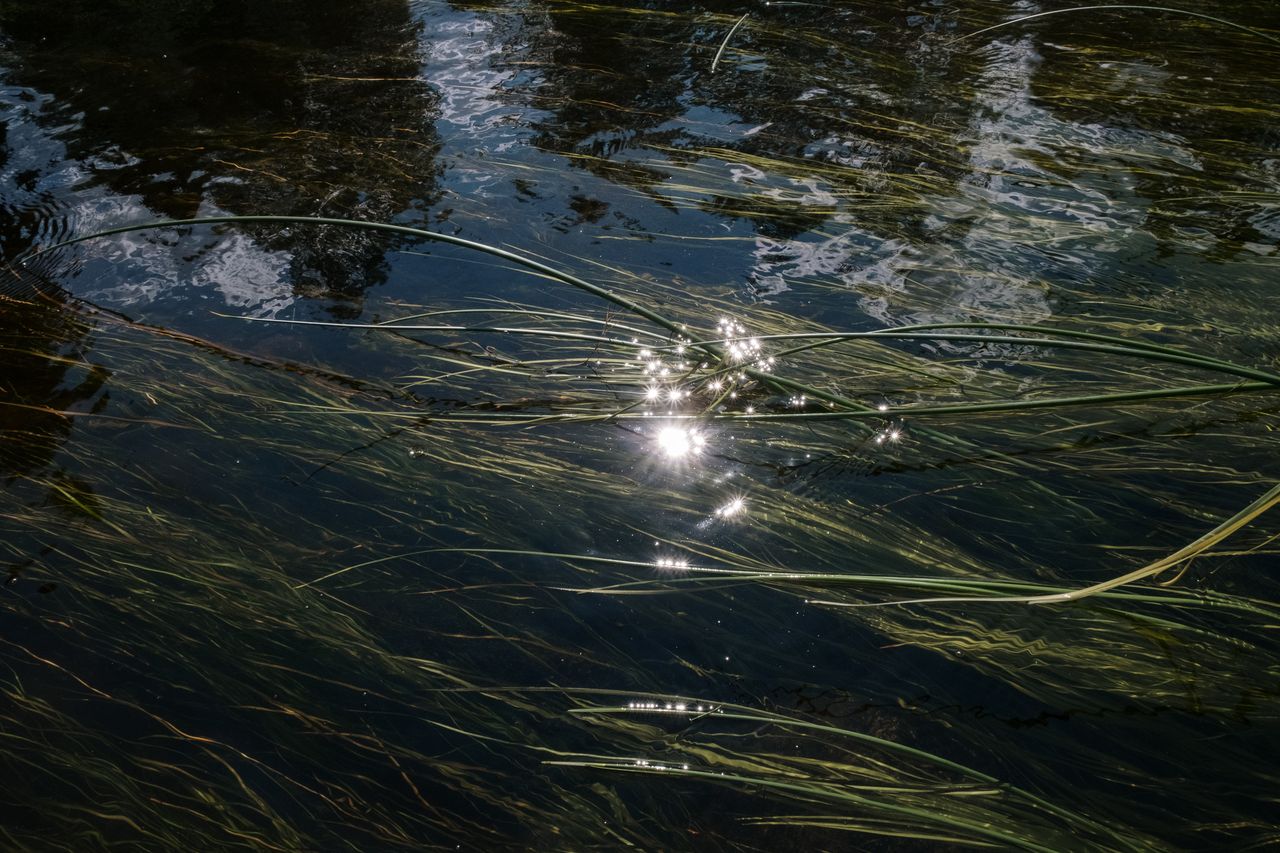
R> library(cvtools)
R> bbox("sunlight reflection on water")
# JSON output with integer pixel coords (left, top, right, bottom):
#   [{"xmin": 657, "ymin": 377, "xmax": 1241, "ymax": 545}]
[{"xmin": 654, "ymin": 424, "xmax": 705, "ymax": 460}]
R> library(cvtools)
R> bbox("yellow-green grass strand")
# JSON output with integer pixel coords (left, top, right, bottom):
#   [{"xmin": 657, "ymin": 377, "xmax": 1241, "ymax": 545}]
[
  {"xmin": 814, "ymin": 482, "xmax": 1280, "ymax": 608},
  {"xmin": 954, "ymin": 5, "xmax": 1280, "ymax": 48},
  {"xmin": 568, "ymin": 707, "xmax": 1140, "ymax": 849},
  {"xmin": 215, "ymin": 314, "xmax": 639, "ymax": 348},
  {"xmin": 558, "ymin": 571, "xmax": 1268, "ymax": 610},
  {"xmin": 544, "ymin": 758, "xmax": 1080, "ymax": 853},
  {"xmin": 677, "ymin": 330, "xmax": 1280, "ymax": 387},
  {"xmin": 376, "ymin": 307, "xmax": 667, "ymax": 341},
  {"xmin": 711, "ymin": 13, "xmax": 751, "ymax": 74},
  {"xmin": 378, "ymin": 548, "xmax": 1280, "ymax": 619},
  {"xmin": 754, "ymin": 320, "xmax": 1279, "ymax": 381},
  {"xmin": 724, "ymin": 381, "xmax": 1276, "ymax": 419},
  {"xmin": 261, "ymin": 380, "xmax": 1275, "ymax": 423}
]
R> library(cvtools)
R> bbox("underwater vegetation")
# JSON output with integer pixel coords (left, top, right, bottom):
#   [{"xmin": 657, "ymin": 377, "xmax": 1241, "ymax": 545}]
[{"xmin": 2, "ymin": 1, "xmax": 1280, "ymax": 850}]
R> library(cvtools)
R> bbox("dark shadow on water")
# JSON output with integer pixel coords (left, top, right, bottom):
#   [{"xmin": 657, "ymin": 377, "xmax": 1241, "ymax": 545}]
[{"xmin": 0, "ymin": 267, "xmax": 102, "ymax": 481}]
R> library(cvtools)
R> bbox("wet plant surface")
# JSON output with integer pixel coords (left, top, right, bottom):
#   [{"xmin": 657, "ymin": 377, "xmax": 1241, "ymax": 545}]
[{"xmin": 2, "ymin": 1, "xmax": 1279, "ymax": 849}]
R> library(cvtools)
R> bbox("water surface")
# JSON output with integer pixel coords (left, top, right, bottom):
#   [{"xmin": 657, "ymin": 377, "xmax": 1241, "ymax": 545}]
[{"xmin": 2, "ymin": 1, "xmax": 1279, "ymax": 849}]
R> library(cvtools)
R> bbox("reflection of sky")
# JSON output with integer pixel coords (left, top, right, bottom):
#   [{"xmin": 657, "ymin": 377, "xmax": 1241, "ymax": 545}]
[
  {"xmin": 9, "ymin": 9, "xmax": 1267, "ymax": 331},
  {"xmin": 1, "ymin": 83, "xmax": 146, "ymax": 250},
  {"xmin": 650, "ymin": 104, "xmax": 771, "ymax": 144},
  {"xmin": 412, "ymin": 8, "xmax": 552, "ymax": 197},
  {"xmin": 739, "ymin": 36, "xmax": 1220, "ymax": 327},
  {"xmin": 73, "ymin": 211, "xmax": 295, "ymax": 317},
  {"xmin": 3, "ymin": 79, "xmax": 295, "ymax": 316},
  {"xmin": 405, "ymin": 4, "xmax": 769, "ymax": 277}
]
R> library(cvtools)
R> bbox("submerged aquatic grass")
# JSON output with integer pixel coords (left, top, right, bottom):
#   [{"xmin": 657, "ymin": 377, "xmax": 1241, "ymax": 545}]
[
  {"xmin": 29, "ymin": 215, "xmax": 1280, "ymax": 693},
  {"xmin": 5, "ymin": 0, "xmax": 1280, "ymax": 848},
  {"xmin": 11, "ymin": 201, "xmax": 1279, "ymax": 848}
]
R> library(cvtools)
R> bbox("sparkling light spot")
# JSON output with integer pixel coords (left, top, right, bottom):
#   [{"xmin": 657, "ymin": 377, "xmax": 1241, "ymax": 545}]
[
  {"xmin": 655, "ymin": 426, "xmax": 705, "ymax": 459},
  {"xmin": 654, "ymin": 556, "xmax": 690, "ymax": 572},
  {"xmin": 716, "ymin": 497, "xmax": 746, "ymax": 518}
]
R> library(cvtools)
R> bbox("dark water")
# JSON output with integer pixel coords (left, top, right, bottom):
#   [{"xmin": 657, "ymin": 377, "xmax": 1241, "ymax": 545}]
[{"xmin": 2, "ymin": 1, "xmax": 1280, "ymax": 849}]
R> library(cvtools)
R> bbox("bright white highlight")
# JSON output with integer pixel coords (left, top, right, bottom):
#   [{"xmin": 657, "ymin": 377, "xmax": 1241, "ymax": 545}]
[
  {"xmin": 716, "ymin": 497, "xmax": 746, "ymax": 518},
  {"xmin": 655, "ymin": 426, "xmax": 705, "ymax": 459}
]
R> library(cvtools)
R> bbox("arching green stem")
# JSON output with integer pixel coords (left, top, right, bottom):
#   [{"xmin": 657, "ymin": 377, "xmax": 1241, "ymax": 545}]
[{"xmin": 954, "ymin": 5, "xmax": 1280, "ymax": 47}]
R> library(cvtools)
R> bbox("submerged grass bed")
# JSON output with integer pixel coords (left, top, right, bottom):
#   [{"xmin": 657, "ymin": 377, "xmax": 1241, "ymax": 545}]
[
  {"xmin": 4, "ymin": 0, "xmax": 1280, "ymax": 849},
  {"xmin": 6, "ymin": 206, "xmax": 1280, "ymax": 848}
]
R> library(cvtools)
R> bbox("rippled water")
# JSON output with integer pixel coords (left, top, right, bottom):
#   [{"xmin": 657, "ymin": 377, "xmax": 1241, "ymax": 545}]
[{"xmin": 2, "ymin": 2, "xmax": 1279, "ymax": 849}]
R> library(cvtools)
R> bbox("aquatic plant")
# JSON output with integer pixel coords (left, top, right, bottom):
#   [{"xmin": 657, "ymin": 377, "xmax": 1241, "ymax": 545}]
[{"xmin": 5, "ymin": 0, "xmax": 1280, "ymax": 848}]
